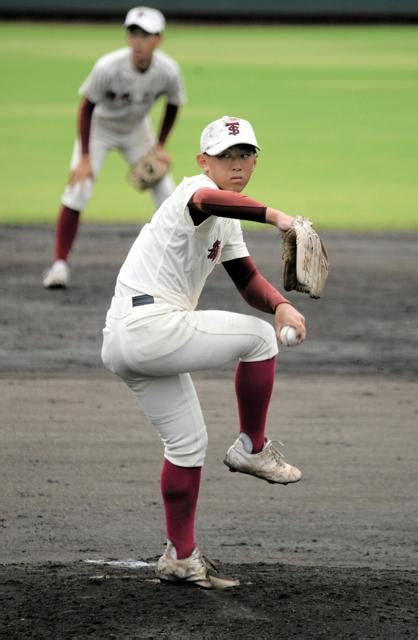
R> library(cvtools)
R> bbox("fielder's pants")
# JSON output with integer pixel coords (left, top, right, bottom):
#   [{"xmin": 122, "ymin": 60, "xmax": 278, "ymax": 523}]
[
  {"xmin": 101, "ymin": 296, "xmax": 278, "ymax": 467},
  {"xmin": 61, "ymin": 117, "xmax": 175, "ymax": 211}
]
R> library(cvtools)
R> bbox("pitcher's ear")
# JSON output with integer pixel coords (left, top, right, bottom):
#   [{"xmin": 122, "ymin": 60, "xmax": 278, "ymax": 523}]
[{"xmin": 196, "ymin": 153, "xmax": 208, "ymax": 172}]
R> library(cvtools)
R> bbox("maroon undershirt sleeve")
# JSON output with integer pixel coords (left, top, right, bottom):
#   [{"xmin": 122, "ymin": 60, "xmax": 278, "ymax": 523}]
[
  {"xmin": 78, "ymin": 98, "xmax": 96, "ymax": 155},
  {"xmin": 223, "ymin": 256, "xmax": 290, "ymax": 314},
  {"xmin": 189, "ymin": 188, "xmax": 267, "ymax": 224},
  {"xmin": 158, "ymin": 103, "xmax": 179, "ymax": 146}
]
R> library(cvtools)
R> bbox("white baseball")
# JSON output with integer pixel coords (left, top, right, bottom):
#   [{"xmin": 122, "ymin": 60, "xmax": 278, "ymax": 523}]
[{"xmin": 279, "ymin": 325, "xmax": 299, "ymax": 347}]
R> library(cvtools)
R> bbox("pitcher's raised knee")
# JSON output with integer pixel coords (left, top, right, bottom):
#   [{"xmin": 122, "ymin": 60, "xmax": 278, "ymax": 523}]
[{"xmin": 243, "ymin": 317, "xmax": 278, "ymax": 362}]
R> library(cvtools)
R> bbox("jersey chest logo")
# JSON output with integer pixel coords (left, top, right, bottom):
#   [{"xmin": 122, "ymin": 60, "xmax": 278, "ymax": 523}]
[
  {"xmin": 207, "ymin": 240, "xmax": 221, "ymax": 261},
  {"xmin": 105, "ymin": 90, "xmax": 132, "ymax": 104}
]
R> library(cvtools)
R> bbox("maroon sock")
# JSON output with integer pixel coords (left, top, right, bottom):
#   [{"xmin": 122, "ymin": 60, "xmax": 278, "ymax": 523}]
[
  {"xmin": 54, "ymin": 205, "xmax": 80, "ymax": 261},
  {"xmin": 235, "ymin": 356, "xmax": 276, "ymax": 454},
  {"xmin": 160, "ymin": 458, "xmax": 201, "ymax": 559}
]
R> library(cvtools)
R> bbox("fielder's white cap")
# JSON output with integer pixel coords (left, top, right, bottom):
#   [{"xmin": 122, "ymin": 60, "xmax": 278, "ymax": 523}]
[
  {"xmin": 200, "ymin": 115, "xmax": 260, "ymax": 156},
  {"xmin": 124, "ymin": 6, "xmax": 166, "ymax": 34}
]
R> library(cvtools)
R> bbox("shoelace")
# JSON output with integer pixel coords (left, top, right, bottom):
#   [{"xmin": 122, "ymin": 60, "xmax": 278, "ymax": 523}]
[
  {"xmin": 269, "ymin": 440, "xmax": 286, "ymax": 466},
  {"xmin": 201, "ymin": 552, "xmax": 219, "ymax": 573}
]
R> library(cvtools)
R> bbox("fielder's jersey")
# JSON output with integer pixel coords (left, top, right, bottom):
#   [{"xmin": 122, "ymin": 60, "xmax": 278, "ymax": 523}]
[
  {"xmin": 115, "ymin": 174, "xmax": 250, "ymax": 310},
  {"xmin": 79, "ymin": 48, "xmax": 185, "ymax": 134}
]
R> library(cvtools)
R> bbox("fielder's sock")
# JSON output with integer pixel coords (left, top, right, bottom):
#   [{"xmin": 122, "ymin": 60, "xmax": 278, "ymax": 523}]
[
  {"xmin": 235, "ymin": 356, "xmax": 276, "ymax": 454},
  {"xmin": 54, "ymin": 205, "xmax": 80, "ymax": 261},
  {"xmin": 160, "ymin": 458, "xmax": 201, "ymax": 560}
]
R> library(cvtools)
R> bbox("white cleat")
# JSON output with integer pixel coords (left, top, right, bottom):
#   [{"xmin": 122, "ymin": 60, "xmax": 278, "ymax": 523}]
[
  {"xmin": 156, "ymin": 541, "xmax": 240, "ymax": 590},
  {"xmin": 224, "ymin": 434, "xmax": 302, "ymax": 485},
  {"xmin": 42, "ymin": 260, "xmax": 70, "ymax": 289}
]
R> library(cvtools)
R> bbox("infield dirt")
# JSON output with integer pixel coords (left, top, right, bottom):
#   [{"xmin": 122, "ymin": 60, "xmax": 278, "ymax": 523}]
[{"xmin": 1, "ymin": 225, "xmax": 417, "ymax": 638}]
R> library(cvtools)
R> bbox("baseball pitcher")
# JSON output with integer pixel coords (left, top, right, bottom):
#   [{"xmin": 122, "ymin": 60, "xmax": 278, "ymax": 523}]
[{"xmin": 101, "ymin": 116, "xmax": 327, "ymax": 589}]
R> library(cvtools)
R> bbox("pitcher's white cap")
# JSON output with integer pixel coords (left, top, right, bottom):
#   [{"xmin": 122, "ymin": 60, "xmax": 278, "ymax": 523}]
[
  {"xmin": 124, "ymin": 6, "xmax": 165, "ymax": 34},
  {"xmin": 200, "ymin": 116, "xmax": 260, "ymax": 156}
]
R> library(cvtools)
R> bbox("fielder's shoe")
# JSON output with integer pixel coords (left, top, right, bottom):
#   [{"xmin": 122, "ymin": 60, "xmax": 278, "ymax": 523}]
[
  {"xmin": 156, "ymin": 541, "xmax": 240, "ymax": 590},
  {"xmin": 42, "ymin": 260, "xmax": 70, "ymax": 289},
  {"xmin": 224, "ymin": 434, "xmax": 302, "ymax": 485}
]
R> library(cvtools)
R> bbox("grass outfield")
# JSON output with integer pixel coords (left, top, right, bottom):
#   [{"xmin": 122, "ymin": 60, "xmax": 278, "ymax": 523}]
[{"xmin": 0, "ymin": 21, "xmax": 417, "ymax": 230}]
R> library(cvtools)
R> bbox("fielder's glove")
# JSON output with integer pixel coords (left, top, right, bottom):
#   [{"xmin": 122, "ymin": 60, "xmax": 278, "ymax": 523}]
[
  {"xmin": 127, "ymin": 148, "xmax": 170, "ymax": 191},
  {"xmin": 282, "ymin": 216, "xmax": 329, "ymax": 299}
]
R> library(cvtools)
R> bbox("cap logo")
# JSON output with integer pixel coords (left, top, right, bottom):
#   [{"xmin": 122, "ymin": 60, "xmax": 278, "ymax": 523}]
[{"xmin": 226, "ymin": 121, "xmax": 240, "ymax": 136}]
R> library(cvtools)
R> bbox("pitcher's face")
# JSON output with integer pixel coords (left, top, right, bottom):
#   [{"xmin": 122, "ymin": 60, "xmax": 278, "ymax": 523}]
[{"xmin": 197, "ymin": 145, "xmax": 258, "ymax": 192}]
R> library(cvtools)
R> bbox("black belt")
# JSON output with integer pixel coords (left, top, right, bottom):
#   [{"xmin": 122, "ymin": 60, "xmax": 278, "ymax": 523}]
[{"xmin": 132, "ymin": 294, "xmax": 154, "ymax": 307}]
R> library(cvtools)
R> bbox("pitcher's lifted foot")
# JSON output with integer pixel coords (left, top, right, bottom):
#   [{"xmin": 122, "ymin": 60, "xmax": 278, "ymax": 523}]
[{"xmin": 224, "ymin": 435, "xmax": 302, "ymax": 485}]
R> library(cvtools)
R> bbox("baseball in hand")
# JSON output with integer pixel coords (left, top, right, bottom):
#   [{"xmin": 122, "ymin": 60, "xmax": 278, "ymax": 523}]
[{"xmin": 279, "ymin": 325, "xmax": 299, "ymax": 347}]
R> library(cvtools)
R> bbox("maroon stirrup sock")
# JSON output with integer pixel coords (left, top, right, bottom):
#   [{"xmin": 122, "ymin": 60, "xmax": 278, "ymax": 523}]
[
  {"xmin": 160, "ymin": 458, "xmax": 202, "ymax": 559},
  {"xmin": 235, "ymin": 356, "xmax": 276, "ymax": 453}
]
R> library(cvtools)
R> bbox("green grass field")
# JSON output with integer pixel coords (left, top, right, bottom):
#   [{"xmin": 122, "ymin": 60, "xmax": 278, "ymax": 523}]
[{"xmin": 1, "ymin": 21, "xmax": 417, "ymax": 230}]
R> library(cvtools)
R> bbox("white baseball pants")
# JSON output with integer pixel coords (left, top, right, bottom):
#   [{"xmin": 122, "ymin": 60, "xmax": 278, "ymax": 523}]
[
  {"xmin": 61, "ymin": 117, "xmax": 175, "ymax": 211},
  {"xmin": 101, "ymin": 297, "xmax": 278, "ymax": 467}
]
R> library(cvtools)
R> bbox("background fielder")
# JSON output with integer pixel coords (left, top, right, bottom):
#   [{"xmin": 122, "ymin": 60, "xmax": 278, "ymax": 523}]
[
  {"xmin": 43, "ymin": 6, "xmax": 185, "ymax": 289},
  {"xmin": 101, "ymin": 115, "xmax": 306, "ymax": 588}
]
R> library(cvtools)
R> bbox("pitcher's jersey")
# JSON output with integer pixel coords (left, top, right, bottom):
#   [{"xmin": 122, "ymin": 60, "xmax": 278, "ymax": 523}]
[
  {"xmin": 115, "ymin": 174, "xmax": 250, "ymax": 309},
  {"xmin": 79, "ymin": 48, "xmax": 185, "ymax": 133}
]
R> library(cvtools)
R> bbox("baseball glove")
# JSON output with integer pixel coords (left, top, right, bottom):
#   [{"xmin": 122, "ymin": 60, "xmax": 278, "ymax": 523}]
[
  {"xmin": 282, "ymin": 216, "xmax": 329, "ymax": 299},
  {"xmin": 127, "ymin": 148, "xmax": 170, "ymax": 191}
]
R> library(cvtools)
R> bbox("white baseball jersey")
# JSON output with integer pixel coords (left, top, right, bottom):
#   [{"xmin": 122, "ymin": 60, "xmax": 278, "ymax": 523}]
[
  {"xmin": 115, "ymin": 173, "xmax": 250, "ymax": 309},
  {"xmin": 79, "ymin": 47, "xmax": 185, "ymax": 134}
]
